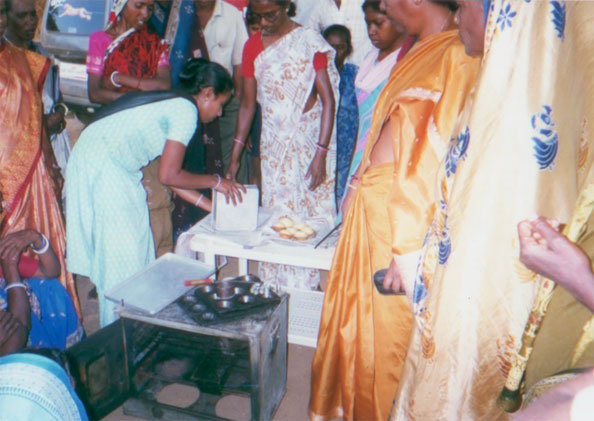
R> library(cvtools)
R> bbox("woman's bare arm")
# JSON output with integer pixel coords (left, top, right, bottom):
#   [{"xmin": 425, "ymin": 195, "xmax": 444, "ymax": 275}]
[
  {"xmin": 170, "ymin": 187, "xmax": 212, "ymax": 212},
  {"xmin": 314, "ymin": 67, "xmax": 336, "ymax": 149},
  {"xmin": 88, "ymin": 65, "xmax": 171, "ymax": 105},
  {"xmin": 115, "ymin": 65, "xmax": 172, "ymax": 91},
  {"xmin": 160, "ymin": 141, "xmax": 245, "ymax": 204},
  {"xmin": 226, "ymin": 77, "xmax": 257, "ymax": 180},
  {"xmin": 305, "ymin": 67, "xmax": 335, "ymax": 190},
  {"xmin": 87, "ymin": 73, "xmax": 124, "ymax": 105}
]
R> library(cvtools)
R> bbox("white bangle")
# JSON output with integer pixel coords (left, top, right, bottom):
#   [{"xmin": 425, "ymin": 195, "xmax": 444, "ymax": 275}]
[
  {"xmin": 5, "ymin": 282, "xmax": 27, "ymax": 292},
  {"xmin": 213, "ymin": 174, "xmax": 222, "ymax": 190},
  {"xmin": 31, "ymin": 233, "xmax": 50, "ymax": 254},
  {"xmin": 195, "ymin": 194, "xmax": 204, "ymax": 207},
  {"xmin": 111, "ymin": 71, "xmax": 123, "ymax": 88}
]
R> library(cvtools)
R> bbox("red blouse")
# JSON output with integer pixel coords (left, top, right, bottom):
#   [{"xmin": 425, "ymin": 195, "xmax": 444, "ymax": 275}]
[
  {"xmin": 242, "ymin": 33, "xmax": 328, "ymax": 78},
  {"xmin": 0, "ymin": 255, "xmax": 38, "ymax": 279}
]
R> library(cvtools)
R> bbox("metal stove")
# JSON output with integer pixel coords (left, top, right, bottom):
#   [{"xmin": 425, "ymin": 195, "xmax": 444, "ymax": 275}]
[{"xmin": 66, "ymin": 277, "xmax": 288, "ymax": 421}]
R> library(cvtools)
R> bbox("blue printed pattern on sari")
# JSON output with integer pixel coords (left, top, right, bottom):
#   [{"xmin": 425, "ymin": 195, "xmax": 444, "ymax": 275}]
[
  {"xmin": 438, "ymin": 222, "xmax": 451, "ymax": 265},
  {"xmin": 413, "ymin": 278, "xmax": 428, "ymax": 306},
  {"xmin": 496, "ymin": 3, "xmax": 517, "ymax": 30},
  {"xmin": 411, "ymin": 231, "xmax": 431, "ymax": 320},
  {"xmin": 168, "ymin": 0, "xmax": 198, "ymax": 87},
  {"xmin": 0, "ymin": 278, "xmax": 83, "ymax": 350},
  {"xmin": 531, "ymin": 105, "xmax": 558, "ymax": 170},
  {"xmin": 336, "ymin": 63, "xmax": 360, "ymax": 204},
  {"xmin": 445, "ymin": 126, "xmax": 470, "ymax": 178},
  {"xmin": 550, "ymin": 1, "xmax": 566, "ymax": 40}
]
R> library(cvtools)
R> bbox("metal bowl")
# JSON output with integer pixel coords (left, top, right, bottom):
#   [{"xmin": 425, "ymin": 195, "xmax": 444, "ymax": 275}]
[
  {"xmin": 234, "ymin": 274, "xmax": 261, "ymax": 283},
  {"xmin": 216, "ymin": 300, "xmax": 235, "ymax": 310},
  {"xmin": 190, "ymin": 303, "xmax": 207, "ymax": 313},
  {"xmin": 182, "ymin": 295, "xmax": 197, "ymax": 304},
  {"xmin": 238, "ymin": 295, "xmax": 256, "ymax": 304},
  {"xmin": 201, "ymin": 312, "xmax": 216, "ymax": 321},
  {"xmin": 211, "ymin": 285, "xmax": 244, "ymax": 300},
  {"xmin": 196, "ymin": 285, "xmax": 215, "ymax": 294}
]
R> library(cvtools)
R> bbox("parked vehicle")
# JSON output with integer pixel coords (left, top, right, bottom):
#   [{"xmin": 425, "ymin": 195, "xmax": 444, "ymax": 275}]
[
  {"xmin": 40, "ymin": 0, "xmax": 174, "ymax": 117},
  {"xmin": 40, "ymin": 0, "xmax": 110, "ymax": 109}
]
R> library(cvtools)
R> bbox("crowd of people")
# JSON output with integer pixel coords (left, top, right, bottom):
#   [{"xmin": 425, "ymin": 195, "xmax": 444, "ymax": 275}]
[{"xmin": 2, "ymin": 0, "xmax": 594, "ymax": 419}]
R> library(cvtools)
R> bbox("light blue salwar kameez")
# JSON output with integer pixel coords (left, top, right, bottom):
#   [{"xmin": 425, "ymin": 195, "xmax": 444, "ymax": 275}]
[
  {"xmin": 0, "ymin": 353, "xmax": 89, "ymax": 421},
  {"xmin": 65, "ymin": 98, "xmax": 197, "ymax": 326}
]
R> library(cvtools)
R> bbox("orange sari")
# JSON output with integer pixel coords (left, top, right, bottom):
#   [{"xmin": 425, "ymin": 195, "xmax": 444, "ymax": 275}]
[
  {"xmin": 0, "ymin": 42, "xmax": 79, "ymax": 316},
  {"xmin": 309, "ymin": 30, "xmax": 479, "ymax": 421}
]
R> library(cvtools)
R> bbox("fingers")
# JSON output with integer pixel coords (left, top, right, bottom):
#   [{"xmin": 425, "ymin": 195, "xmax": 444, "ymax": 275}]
[
  {"xmin": 221, "ymin": 181, "xmax": 245, "ymax": 206},
  {"xmin": 518, "ymin": 217, "xmax": 563, "ymax": 249},
  {"xmin": 383, "ymin": 266, "xmax": 395, "ymax": 291},
  {"xmin": 532, "ymin": 216, "xmax": 565, "ymax": 244},
  {"xmin": 383, "ymin": 261, "xmax": 402, "ymax": 293},
  {"xmin": 517, "ymin": 220, "xmax": 539, "ymax": 248},
  {"xmin": 305, "ymin": 164, "xmax": 312, "ymax": 180}
]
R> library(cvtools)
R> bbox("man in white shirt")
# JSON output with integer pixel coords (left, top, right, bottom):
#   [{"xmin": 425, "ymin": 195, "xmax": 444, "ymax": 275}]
[
  {"xmin": 193, "ymin": 0, "xmax": 249, "ymax": 182},
  {"xmin": 306, "ymin": 0, "xmax": 373, "ymax": 66}
]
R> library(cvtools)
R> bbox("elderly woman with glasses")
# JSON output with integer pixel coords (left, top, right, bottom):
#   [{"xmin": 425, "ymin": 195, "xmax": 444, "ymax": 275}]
[{"xmin": 226, "ymin": 0, "xmax": 340, "ymax": 289}]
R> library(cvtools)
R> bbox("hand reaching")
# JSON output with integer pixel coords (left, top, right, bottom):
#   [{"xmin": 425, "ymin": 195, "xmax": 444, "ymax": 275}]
[
  {"xmin": 215, "ymin": 178, "xmax": 246, "ymax": 205},
  {"xmin": 518, "ymin": 216, "xmax": 594, "ymax": 306}
]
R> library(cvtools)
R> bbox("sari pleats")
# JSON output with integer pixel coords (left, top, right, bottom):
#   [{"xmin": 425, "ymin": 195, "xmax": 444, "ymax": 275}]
[{"xmin": 310, "ymin": 164, "xmax": 411, "ymax": 421}]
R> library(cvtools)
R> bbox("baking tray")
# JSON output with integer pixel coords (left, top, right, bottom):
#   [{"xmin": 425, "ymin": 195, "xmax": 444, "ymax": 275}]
[
  {"xmin": 105, "ymin": 253, "xmax": 216, "ymax": 315},
  {"xmin": 178, "ymin": 275, "xmax": 281, "ymax": 325}
]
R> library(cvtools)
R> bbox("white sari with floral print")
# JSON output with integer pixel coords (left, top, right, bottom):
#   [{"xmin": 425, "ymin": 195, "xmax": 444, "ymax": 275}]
[{"xmin": 254, "ymin": 26, "xmax": 339, "ymax": 289}]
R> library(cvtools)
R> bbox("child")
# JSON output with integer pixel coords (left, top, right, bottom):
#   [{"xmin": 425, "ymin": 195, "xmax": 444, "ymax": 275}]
[
  {"xmin": 339, "ymin": 0, "xmax": 411, "ymax": 217},
  {"xmin": 323, "ymin": 25, "xmax": 359, "ymax": 207}
]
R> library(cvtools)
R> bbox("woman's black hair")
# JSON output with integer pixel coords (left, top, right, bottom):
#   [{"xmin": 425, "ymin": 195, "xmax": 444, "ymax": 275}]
[
  {"xmin": 178, "ymin": 58, "xmax": 233, "ymax": 96},
  {"xmin": 362, "ymin": 0, "xmax": 382, "ymax": 13},
  {"xmin": 323, "ymin": 24, "xmax": 353, "ymax": 55},
  {"xmin": 250, "ymin": 0, "xmax": 297, "ymax": 17},
  {"xmin": 429, "ymin": 0, "xmax": 458, "ymax": 12},
  {"xmin": 245, "ymin": 6, "xmax": 259, "ymax": 26}
]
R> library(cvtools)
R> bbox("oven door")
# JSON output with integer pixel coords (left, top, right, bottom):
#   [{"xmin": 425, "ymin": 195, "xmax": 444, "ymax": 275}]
[{"xmin": 66, "ymin": 319, "xmax": 131, "ymax": 419}]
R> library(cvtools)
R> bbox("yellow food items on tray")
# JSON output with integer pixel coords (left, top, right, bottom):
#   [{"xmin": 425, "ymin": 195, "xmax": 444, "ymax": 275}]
[{"xmin": 272, "ymin": 216, "xmax": 316, "ymax": 241}]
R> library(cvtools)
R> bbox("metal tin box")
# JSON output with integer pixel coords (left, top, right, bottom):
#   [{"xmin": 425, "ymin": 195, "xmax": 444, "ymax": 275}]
[{"xmin": 213, "ymin": 185, "xmax": 260, "ymax": 231}]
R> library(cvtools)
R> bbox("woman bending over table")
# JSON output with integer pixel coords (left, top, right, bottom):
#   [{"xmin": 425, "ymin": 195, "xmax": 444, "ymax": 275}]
[{"xmin": 66, "ymin": 59, "xmax": 245, "ymax": 326}]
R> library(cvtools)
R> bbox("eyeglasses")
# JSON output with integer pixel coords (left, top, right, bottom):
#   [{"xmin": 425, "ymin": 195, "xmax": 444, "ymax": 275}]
[{"xmin": 248, "ymin": 8, "xmax": 283, "ymax": 23}]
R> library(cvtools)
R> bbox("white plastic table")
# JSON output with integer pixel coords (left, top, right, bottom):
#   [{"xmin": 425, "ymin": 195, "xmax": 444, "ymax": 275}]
[
  {"xmin": 189, "ymin": 230, "xmax": 336, "ymax": 275},
  {"xmin": 184, "ymin": 216, "xmax": 338, "ymax": 347}
]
